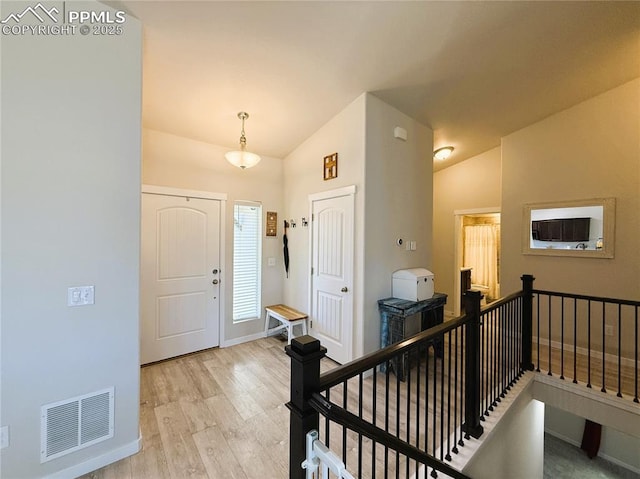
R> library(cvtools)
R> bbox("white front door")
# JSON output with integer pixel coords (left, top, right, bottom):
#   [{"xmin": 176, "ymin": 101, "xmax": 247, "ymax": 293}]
[
  {"xmin": 310, "ymin": 189, "xmax": 355, "ymax": 364},
  {"xmin": 141, "ymin": 193, "xmax": 221, "ymax": 364}
]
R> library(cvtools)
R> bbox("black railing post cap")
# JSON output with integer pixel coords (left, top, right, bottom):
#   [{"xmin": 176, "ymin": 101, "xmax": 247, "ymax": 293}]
[
  {"xmin": 464, "ymin": 290, "xmax": 482, "ymax": 300},
  {"xmin": 291, "ymin": 335, "xmax": 321, "ymax": 354}
]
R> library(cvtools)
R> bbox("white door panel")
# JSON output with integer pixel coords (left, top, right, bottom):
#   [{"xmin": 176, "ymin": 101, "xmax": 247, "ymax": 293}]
[
  {"xmin": 141, "ymin": 194, "xmax": 221, "ymax": 364},
  {"xmin": 310, "ymin": 193, "xmax": 354, "ymax": 364}
]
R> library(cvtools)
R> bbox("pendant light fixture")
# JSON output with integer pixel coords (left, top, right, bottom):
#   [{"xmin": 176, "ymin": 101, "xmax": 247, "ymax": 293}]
[{"xmin": 225, "ymin": 111, "xmax": 261, "ymax": 169}]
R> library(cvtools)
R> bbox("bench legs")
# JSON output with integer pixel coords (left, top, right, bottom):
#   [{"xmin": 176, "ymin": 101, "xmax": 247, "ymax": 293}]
[{"xmin": 265, "ymin": 311, "xmax": 308, "ymax": 344}]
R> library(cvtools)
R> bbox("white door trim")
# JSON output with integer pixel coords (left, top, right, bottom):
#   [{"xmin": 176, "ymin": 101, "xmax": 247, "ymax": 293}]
[
  {"xmin": 308, "ymin": 184, "xmax": 356, "ymax": 202},
  {"xmin": 140, "ymin": 187, "xmax": 226, "ymax": 354},
  {"xmin": 453, "ymin": 207, "xmax": 500, "ymax": 316},
  {"xmin": 142, "ymin": 184, "xmax": 227, "ymax": 201}
]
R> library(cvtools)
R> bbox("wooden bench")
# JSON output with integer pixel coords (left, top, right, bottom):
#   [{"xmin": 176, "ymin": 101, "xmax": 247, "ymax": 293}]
[{"xmin": 264, "ymin": 304, "xmax": 308, "ymax": 344}]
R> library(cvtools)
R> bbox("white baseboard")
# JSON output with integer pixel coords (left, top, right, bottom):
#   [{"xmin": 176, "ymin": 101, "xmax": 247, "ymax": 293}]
[
  {"xmin": 533, "ymin": 337, "xmax": 635, "ymax": 368},
  {"xmin": 221, "ymin": 331, "xmax": 267, "ymax": 348},
  {"xmin": 44, "ymin": 436, "xmax": 141, "ymax": 479}
]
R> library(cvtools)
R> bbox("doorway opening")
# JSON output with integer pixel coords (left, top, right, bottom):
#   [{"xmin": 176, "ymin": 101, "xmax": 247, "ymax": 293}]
[{"xmin": 453, "ymin": 209, "xmax": 501, "ymax": 316}]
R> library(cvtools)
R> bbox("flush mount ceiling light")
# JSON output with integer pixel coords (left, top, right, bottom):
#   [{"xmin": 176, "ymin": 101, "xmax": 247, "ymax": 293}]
[
  {"xmin": 433, "ymin": 146, "xmax": 454, "ymax": 161},
  {"xmin": 225, "ymin": 112, "xmax": 261, "ymax": 169}
]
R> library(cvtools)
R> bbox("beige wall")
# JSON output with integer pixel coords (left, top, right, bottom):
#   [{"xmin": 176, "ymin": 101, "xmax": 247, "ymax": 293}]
[
  {"xmin": 501, "ymin": 78, "xmax": 640, "ymax": 299},
  {"xmin": 283, "ymin": 92, "xmax": 432, "ymax": 359},
  {"xmin": 433, "ymin": 147, "xmax": 501, "ymax": 315},
  {"xmin": 283, "ymin": 94, "xmax": 366, "ymax": 358},
  {"xmin": 1, "ymin": 4, "xmax": 142, "ymax": 477},
  {"xmin": 143, "ymin": 129, "xmax": 284, "ymax": 343},
  {"xmin": 363, "ymin": 94, "xmax": 433, "ymax": 356},
  {"xmin": 464, "ymin": 392, "xmax": 545, "ymax": 479}
]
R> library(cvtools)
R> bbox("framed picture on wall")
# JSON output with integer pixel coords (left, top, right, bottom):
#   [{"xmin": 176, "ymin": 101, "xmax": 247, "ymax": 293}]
[{"xmin": 323, "ymin": 152, "xmax": 338, "ymax": 180}]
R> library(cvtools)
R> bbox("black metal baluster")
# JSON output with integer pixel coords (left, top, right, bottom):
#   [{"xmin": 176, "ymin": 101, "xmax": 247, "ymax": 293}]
[
  {"xmin": 446, "ymin": 331, "xmax": 452, "ymax": 461},
  {"xmin": 511, "ymin": 301, "xmax": 516, "ymax": 382},
  {"xmin": 602, "ymin": 302, "xmax": 607, "ymax": 393},
  {"xmin": 384, "ymin": 359, "xmax": 390, "ymax": 479},
  {"xmin": 501, "ymin": 303, "xmax": 507, "ymax": 398},
  {"xmin": 359, "ymin": 373, "xmax": 363, "ymax": 478},
  {"xmin": 573, "ymin": 299, "xmax": 578, "ymax": 384},
  {"xmin": 440, "ymin": 340, "xmax": 445, "ymax": 461},
  {"xmin": 416, "ymin": 344, "xmax": 421, "ymax": 472},
  {"xmin": 396, "ymin": 354, "xmax": 401, "ymax": 479},
  {"xmin": 343, "ymin": 381, "xmax": 348, "ymax": 467},
  {"xmin": 431, "ymin": 343, "xmax": 438, "ymax": 478},
  {"xmin": 425, "ymin": 344, "xmax": 430, "ymax": 471},
  {"xmin": 406, "ymin": 348, "xmax": 411, "ymax": 479},
  {"xmin": 372, "ymin": 366, "xmax": 377, "ymax": 479},
  {"xmin": 481, "ymin": 311, "xmax": 486, "ymax": 417},
  {"xmin": 536, "ymin": 294, "xmax": 541, "ymax": 372},
  {"xmin": 458, "ymin": 325, "xmax": 464, "ymax": 448},
  {"xmin": 452, "ymin": 328, "xmax": 459, "ymax": 455},
  {"xmin": 492, "ymin": 309, "xmax": 498, "ymax": 410},
  {"xmin": 548, "ymin": 296, "xmax": 552, "ymax": 376},
  {"xmin": 485, "ymin": 309, "xmax": 496, "ymax": 414},
  {"xmin": 484, "ymin": 311, "xmax": 490, "ymax": 415},
  {"xmin": 560, "ymin": 298, "xmax": 565, "ymax": 380},
  {"xmin": 517, "ymin": 297, "xmax": 522, "ymax": 377},
  {"xmin": 617, "ymin": 304, "xmax": 622, "ymax": 398},
  {"xmin": 587, "ymin": 300, "xmax": 592, "ymax": 388},
  {"xmin": 635, "ymin": 306, "xmax": 639, "ymax": 403},
  {"xmin": 509, "ymin": 301, "xmax": 514, "ymax": 387},
  {"xmin": 326, "ymin": 388, "xmax": 331, "ymax": 447},
  {"xmin": 433, "ymin": 347, "xmax": 439, "ymax": 452}
]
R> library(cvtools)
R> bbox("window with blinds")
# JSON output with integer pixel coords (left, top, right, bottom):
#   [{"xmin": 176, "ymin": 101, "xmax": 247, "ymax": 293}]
[{"xmin": 233, "ymin": 202, "xmax": 262, "ymax": 322}]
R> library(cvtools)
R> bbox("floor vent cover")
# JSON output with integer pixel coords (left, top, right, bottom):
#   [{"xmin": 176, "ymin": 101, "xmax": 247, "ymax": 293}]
[{"xmin": 41, "ymin": 387, "xmax": 114, "ymax": 462}]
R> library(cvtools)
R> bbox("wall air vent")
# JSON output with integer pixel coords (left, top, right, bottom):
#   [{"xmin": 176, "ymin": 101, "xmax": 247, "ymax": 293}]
[{"xmin": 40, "ymin": 387, "xmax": 114, "ymax": 462}]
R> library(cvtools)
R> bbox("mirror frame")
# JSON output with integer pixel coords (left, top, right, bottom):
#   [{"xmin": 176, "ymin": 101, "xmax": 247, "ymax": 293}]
[{"xmin": 522, "ymin": 197, "xmax": 615, "ymax": 258}]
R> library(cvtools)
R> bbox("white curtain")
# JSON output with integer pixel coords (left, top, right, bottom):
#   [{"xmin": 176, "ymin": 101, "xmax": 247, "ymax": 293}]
[{"xmin": 463, "ymin": 224, "xmax": 499, "ymax": 300}]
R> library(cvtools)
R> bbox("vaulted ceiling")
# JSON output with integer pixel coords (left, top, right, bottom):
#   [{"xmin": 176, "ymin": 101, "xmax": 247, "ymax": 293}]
[{"xmin": 116, "ymin": 1, "xmax": 640, "ymax": 170}]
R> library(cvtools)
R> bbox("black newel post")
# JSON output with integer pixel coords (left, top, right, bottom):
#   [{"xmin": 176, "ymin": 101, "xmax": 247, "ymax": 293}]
[
  {"xmin": 285, "ymin": 335, "xmax": 327, "ymax": 479},
  {"xmin": 462, "ymin": 290, "xmax": 484, "ymax": 439},
  {"xmin": 521, "ymin": 274, "xmax": 535, "ymax": 371}
]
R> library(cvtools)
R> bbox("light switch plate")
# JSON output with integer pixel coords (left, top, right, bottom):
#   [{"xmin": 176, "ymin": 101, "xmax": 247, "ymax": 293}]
[
  {"xmin": 68, "ymin": 286, "xmax": 95, "ymax": 306},
  {"xmin": 1, "ymin": 426, "xmax": 8, "ymax": 449}
]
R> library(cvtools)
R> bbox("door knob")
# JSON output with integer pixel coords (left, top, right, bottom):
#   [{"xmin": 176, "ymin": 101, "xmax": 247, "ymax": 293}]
[
  {"xmin": 212, "ymin": 279, "xmax": 219, "ymax": 285},
  {"xmin": 212, "ymin": 269, "xmax": 219, "ymax": 274},
  {"xmin": 341, "ymin": 287, "xmax": 348, "ymax": 292}
]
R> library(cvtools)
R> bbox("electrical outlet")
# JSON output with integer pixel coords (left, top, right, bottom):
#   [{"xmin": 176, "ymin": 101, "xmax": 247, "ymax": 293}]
[
  {"xmin": 1, "ymin": 426, "xmax": 8, "ymax": 449},
  {"xmin": 605, "ymin": 324, "xmax": 613, "ymax": 336}
]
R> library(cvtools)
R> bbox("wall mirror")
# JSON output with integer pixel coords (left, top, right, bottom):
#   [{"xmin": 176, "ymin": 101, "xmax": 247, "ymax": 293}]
[{"xmin": 522, "ymin": 198, "xmax": 615, "ymax": 258}]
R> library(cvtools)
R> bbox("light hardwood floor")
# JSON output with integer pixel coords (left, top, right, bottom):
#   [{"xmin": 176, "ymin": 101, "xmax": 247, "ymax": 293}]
[{"xmin": 80, "ymin": 336, "xmax": 323, "ymax": 479}]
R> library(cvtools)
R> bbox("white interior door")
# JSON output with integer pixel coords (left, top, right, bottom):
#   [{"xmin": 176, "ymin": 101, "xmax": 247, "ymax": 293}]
[
  {"xmin": 310, "ymin": 191, "xmax": 354, "ymax": 364},
  {"xmin": 141, "ymin": 193, "xmax": 221, "ymax": 364}
]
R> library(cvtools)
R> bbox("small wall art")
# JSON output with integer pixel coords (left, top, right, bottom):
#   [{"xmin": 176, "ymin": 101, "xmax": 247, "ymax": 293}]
[
  {"xmin": 323, "ymin": 152, "xmax": 338, "ymax": 180},
  {"xmin": 266, "ymin": 211, "xmax": 277, "ymax": 236}
]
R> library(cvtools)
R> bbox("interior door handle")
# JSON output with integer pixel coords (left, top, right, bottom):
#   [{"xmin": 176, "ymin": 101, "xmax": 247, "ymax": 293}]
[
  {"xmin": 341, "ymin": 287, "xmax": 348, "ymax": 292},
  {"xmin": 212, "ymin": 279, "xmax": 219, "ymax": 285}
]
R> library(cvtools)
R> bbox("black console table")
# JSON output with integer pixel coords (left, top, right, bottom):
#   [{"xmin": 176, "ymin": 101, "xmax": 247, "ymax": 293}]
[{"xmin": 378, "ymin": 293, "xmax": 447, "ymax": 380}]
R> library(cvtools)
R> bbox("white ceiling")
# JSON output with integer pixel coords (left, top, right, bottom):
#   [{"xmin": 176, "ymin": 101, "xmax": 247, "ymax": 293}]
[{"xmin": 116, "ymin": 1, "xmax": 640, "ymax": 171}]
